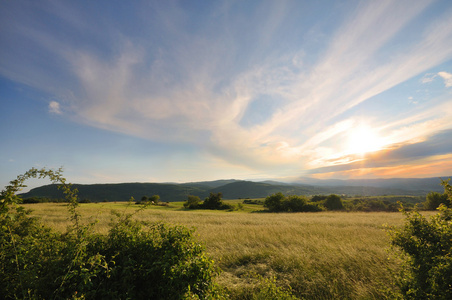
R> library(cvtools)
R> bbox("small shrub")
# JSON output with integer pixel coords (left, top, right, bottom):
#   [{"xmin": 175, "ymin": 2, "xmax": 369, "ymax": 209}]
[{"xmin": 388, "ymin": 179, "xmax": 452, "ymax": 299}]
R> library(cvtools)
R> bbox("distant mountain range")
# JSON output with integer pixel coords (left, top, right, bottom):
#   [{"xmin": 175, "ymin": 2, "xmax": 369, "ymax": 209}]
[{"xmin": 19, "ymin": 176, "xmax": 450, "ymax": 202}]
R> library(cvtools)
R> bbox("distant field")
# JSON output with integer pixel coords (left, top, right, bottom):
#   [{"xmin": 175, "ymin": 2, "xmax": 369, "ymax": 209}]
[{"xmin": 22, "ymin": 201, "xmax": 434, "ymax": 299}]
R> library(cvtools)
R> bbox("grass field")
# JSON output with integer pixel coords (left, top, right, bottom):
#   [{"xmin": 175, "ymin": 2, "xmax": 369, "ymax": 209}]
[{"xmin": 22, "ymin": 201, "xmax": 431, "ymax": 299}]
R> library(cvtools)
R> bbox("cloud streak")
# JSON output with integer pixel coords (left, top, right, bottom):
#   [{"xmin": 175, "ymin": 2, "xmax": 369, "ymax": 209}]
[{"xmin": 1, "ymin": 0, "xmax": 452, "ymax": 180}]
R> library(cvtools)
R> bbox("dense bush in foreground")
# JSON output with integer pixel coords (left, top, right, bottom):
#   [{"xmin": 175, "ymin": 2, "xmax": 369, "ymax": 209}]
[
  {"xmin": 0, "ymin": 168, "xmax": 219, "ymax": 299},
  {"xmin": 389, "ymin": 179, "xmax": 452, "ymax": 299}
]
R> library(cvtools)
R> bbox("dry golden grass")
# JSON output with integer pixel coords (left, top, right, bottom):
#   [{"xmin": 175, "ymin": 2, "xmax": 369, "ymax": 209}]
[{"xmin": 23, "ymin": 202, "xmax": 428, "ymax": 299}]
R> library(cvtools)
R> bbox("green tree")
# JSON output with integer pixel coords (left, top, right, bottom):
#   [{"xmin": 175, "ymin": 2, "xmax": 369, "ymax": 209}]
[
  {"xmin": 284, "ymin": 195, "xmax": 308, "ymax": 212},
  {"xmin": 149, "ymin": 194, "xmax": 160, "ymax": 204},
  {"xmin": 203, "ymin": 192, "xmax": 229, "ymax": 210},
  {"xmin": 264, "ymin": 192, "xmax": 285, "ymax": 212},
  {"xmin": 424, "ymin": 191, "xmax": 449, "ymax": 210},
  {"xmin": 324, "ymin": 194, "xmax": 344, "ymax": 210},
  {"xmin": 389, "ymin": 179, "xmax": 452, "ymax": 299},
  {"xmin": 184, "ymin": 195, "xmax": 201, "ymax": 209}
]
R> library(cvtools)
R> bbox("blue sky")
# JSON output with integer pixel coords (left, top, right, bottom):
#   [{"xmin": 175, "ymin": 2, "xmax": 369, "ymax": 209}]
[{"xmin": 1, "ymin": 0, "xmax": 452, "ymax": 189}]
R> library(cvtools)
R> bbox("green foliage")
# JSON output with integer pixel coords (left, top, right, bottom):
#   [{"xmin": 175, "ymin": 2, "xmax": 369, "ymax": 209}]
[
  {"xmin": 203, "ymin": 192, "xmax": 225, "ymax": 209},
  {"xmin": 184, "ymin": 195, "xmax": 202, "ymax": 209},
  {"xmin": 264, "ymin": 193, "xmax": 323, "ymax": 212},
  {"xmin": 185, "ymin": 192, "xmax": 232, "ymax": 210},
  {"xmin": 344, "ymin": 199, "xmax": 400, "ymax": 212},
  {"xmin": 137, "ymin": 194, "xmax": 162, "ymax": 206},
  {"xmin": 21, "ymin": 196, "xmax": 53, "ymax": 203},
  {"xmin": 149, "ymin": 194, "xmax": 160, "ymax": 204},
  {"xmin": 251, "ymin": 275, "xmax": 298, "ymax": 300},
  {"xmin": 264, "ymin": 192, "xmax": 285, "ymax": 212},
  {"xmin": 0, "ymin": 168, "xmax": 220, "ymax": 299},
  {"xmin": 424, "ymin": 191, "xmax": 449, "ymax": 210},
  {"xmin": 323, "ymin": 194, "xmax": 344, "ymax": 210},
  {"xmin": 243, "ymin": 199, "xmax": 264, "ymax": 205},
  {"xmin": 340, "ymin": 195, "xmax": 422, "ymax": 212},
  {"xmin": 310, "ymin": 195, "xmax": 327, "ymax": 202},
  {"xmin": 388, "ymin": 179, "xmax": 452, "ymax": 299}
]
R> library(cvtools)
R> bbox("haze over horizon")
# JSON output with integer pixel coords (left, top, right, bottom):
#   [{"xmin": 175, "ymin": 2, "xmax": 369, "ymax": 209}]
[{"xmin": 1, "ymin": 0, "xmax": 452, "ymax": 190}]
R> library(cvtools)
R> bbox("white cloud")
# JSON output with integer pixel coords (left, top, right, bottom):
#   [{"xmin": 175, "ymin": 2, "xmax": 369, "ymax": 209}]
[
  {"xmin": 48, "ymin": 101, "xmax": 62, "ymax": 114},
  {"xmin": 438, "ymin": 71, "xmax": 452, "ymax": 87},
  {"xmin": 421, "ymin": 73, "xmax": 436, "ymax": 83}
]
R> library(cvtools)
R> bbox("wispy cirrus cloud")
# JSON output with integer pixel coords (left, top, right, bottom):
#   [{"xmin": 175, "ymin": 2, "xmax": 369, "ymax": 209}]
[{"xmin": 1, "ymin": 0, "xmax": 452, "ymax": 180}]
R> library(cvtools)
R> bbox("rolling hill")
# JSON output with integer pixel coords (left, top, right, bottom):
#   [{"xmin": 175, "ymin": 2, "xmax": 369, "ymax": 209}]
[{"xmin": 18, "ymin": 176, "xmax": 449, "ymax": 202}]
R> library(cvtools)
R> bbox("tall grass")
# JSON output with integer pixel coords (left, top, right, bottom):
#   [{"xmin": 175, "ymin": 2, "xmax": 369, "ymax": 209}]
[{"xmin": 23, "ymin": 202, "xmax": 427, "ymax": 299}]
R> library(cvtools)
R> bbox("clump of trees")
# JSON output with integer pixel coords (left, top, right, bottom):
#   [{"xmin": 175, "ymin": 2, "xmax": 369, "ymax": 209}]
[
  {"xmin": 184, "ymin": 192, "xmax": 233, "ymax": 210},
  {"xmin": 388, "ymin": 179, "xmax": 452, "ymax": 299},
  {"xmin": 0, "ymin": 168, "xmax": 220, "ymax": 299},
  {"xmin": 264, "ymin": 193, "xmax": 324, "ymax": 212},
  {"xmin": 135, "ymin": 194, "xmax": 169, "ymax": 206},
  {"xmin": 344, "ymin": 199, "xmax": 400, "ymax": 212},
  {"xmin": 264, "ymin": 193, "xmax": 349, "ymax": 212}
]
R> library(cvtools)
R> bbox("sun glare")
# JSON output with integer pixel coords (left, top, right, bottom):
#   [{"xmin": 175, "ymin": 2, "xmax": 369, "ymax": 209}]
[{"xmin": 346, "ymin": 124, "xmax": 386, "ymax": 155}]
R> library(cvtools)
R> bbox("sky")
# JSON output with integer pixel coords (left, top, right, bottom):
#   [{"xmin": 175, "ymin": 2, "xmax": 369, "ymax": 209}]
[{"xmin": 1, "ymin": 0, "xmax": 452, "ymax": 190}]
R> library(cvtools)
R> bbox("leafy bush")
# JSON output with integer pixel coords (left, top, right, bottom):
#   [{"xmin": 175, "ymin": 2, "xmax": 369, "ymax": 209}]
[
  {"xmin": 0, "ymin": 168, "xmax": 220, "ymax": 299},
  {"xmin": 388, "ymin": 179, "xmax": 452, "ymax": 299}
]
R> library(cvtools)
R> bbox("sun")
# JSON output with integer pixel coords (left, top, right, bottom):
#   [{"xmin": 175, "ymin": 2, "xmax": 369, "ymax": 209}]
[{"xmin": 346, "ymin": 124, "xmax": 385, "ymax": 155}]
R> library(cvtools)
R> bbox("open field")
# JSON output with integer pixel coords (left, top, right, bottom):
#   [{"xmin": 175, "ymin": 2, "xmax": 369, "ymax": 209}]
[{"xmin": 22, "ymin": 202, "xmax": 435, "ymax": 299}]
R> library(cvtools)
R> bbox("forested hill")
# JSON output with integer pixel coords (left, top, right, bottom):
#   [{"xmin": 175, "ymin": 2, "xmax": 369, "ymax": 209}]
[{"xmin": 19, "ymin": 177, "xmax": 448, "ymax": 202}]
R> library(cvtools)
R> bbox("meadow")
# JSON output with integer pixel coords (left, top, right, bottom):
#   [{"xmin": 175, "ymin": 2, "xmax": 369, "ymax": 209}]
[{"xmin": 22, "ymin": 201, "xmax": 431, "ymax": 299}]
